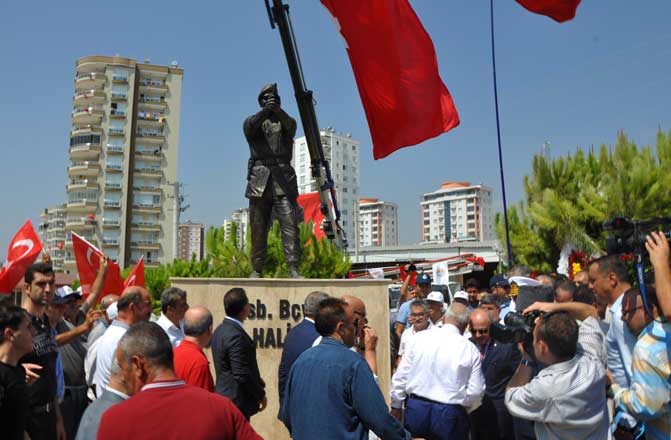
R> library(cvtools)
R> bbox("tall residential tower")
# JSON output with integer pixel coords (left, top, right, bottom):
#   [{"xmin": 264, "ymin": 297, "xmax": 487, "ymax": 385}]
[{"xmin": 357, "ymin": 198, "xmax": 398, "ymax": 247}]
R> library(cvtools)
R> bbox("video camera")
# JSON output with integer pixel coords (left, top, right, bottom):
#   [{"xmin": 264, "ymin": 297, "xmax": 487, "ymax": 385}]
[
  {"xmin": 489, "ymin": 311, "xmax": 543, "ymax": 354},
  {"xmin": 604, "ymin": 217, "xmax": 671, "ymax": 255}
]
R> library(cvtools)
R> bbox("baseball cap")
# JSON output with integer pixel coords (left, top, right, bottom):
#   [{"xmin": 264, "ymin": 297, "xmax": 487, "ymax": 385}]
[
  {"xmin": 416, "ymin": 273, "xmax": 432, "ymax": 285},
  {"xmin": 453, "ymin": 290, "xmax": 469, "ymax": 301},
  {"xmin": 489, "ymin": 274, "xmax": 509, "ymax": 288},
  {"xmin": 106, "ymin": 302, "xmax": 118, "ymax": 321},
  {"xmin": 54, "ymin": 286, "xmax": 82, "ymax": 304},
  {"xmin": 426, "ymin": 291, "xmax": 444, "ymax": 304}
]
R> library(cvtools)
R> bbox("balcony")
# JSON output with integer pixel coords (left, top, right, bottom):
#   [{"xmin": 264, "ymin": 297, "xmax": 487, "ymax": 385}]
[
  {"xmin": 74, "ymin": 89, "xmax": 105, "ymax": 105},
  {"xmin": 132, "ymin": 183, "xmax": 161, "ymax": 192},
  {"xmin": 103, "ymin": 219, "xmax": 121, "ymax": 228},
  {"xmin": 130, "ymin": 240, "xmax": 160, "ymax": 250},
  {"xmin": 110, "ymin": 109, "xmax": 126, "ymax": 119},
  {"xmin": 69, "ymin": 142, "xmax": 101, "ymax": 160},
  {"xmin": 105, "ymin": 181, "xmax": 122, "ymax": 190},
  {"xmin": 67, "ymin": 178, "xmax": 98, "ymax": 191},
  {"xmin": 112, "ymin": 75, "xmax": 128, "ymax": 84},
  {"xmin": 102, "ymin": 238, "xmax": 120, "ymax": 247},
  {"xmin": 132, "ymin": 221, "xmax": 160, "ymax": 231},
  {"xmin": 136, "ymin": 130, "xmax": 165, "ymax": 143},
  {"xmin": 139, "ymin": 78, "xmax": 167, "ymax": 91},
  {"xmin": 132, "ymin": 203, "xmax": 160, "ymax": 213},
  {"xmin": 107, "ymin": 144, "xmax": 124, "ymax": 154},
  {"xmin": 66, "ymin": 217, "xmax": 97, "ymax": 230},
  {"xmin": 134, "ymin": 166, "xmax": 162, "ymax": 177},
  {"xmin": 108, "ymin": 127, "xmax": 125, "ymax": 136},
  {"xmin": 136, "ymin": 111, "xmax": 166, "ymax": 128},
  {"xmin": 66, "ymin": 199, "xmax": 97, "ymax": 211},
  {"xmin": 71, "ymin": 125, "xmax": 103, "ymax": 137},
  {"xmin": 47, "ymin": 233, "xmax": 66, "ymax": 242},
  {"xmin": 111, "ymin": 92, "xmax": 127, "ymax": 101},
  {"xmin": 75, "ymin": 72, "xmax": 105, "ymax": 90},
  {"xmin": 49, "ymin": 221, "xmax": 66, "ymax": 231},
  {"xmin": 68, "ymin": 161, "xmax": 100, "ymax": 177},
  {"xmin": 72, "ymin": 106, "xmax": 104, "ymax": 124},
  {"xmin": 105, "ymin": 163, "xmax": 123, "ymax": 172},
  {"xmin": 135, "ymin": 149, "xmax": 162, "ymax": 161},
  {"xmin": 104, "ymin": 200, "xmax": 121, "ymax": 208}
]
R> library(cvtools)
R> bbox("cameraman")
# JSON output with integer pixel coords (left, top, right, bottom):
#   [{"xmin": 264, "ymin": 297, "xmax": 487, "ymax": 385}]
[{"xmin": 504, "ymin": 301, "xmax": 609, "ymax": 439}]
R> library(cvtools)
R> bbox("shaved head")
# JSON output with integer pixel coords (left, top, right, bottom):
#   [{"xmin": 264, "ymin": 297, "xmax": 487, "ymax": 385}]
[
  {"xmin": 183, "ymin": 306, "xmax": 213, "ymax": 336},
  {"xmin": 100, "ymin": 294, "xmax": 119, "ymax": 310},
  {"xmin": 470, "ymin": 308, "xmax": 491, "ymax": 326}
]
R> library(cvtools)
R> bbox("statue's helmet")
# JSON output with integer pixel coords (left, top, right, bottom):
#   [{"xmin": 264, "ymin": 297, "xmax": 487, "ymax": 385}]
[{"xmin": 258, "ymin": 83, "xmax": 280, "ymax": 107}]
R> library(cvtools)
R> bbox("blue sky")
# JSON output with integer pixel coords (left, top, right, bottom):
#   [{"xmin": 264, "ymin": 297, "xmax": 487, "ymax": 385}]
[{"xmin": 1, "ymin": 0, "xmax": 671, "ymax": 257}]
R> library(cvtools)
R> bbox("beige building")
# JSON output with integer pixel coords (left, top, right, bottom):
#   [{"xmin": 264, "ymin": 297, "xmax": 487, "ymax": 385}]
[
  {"xmin": 62, "ymin": 55, "xmax": 183, "ymax": 270},
  {"xmin": 39, "ymin": 205, "xmax": 68, "ymax": 272},
  {"xmin": 420, "ymin": 181, "xmax": 495, "ymax": 243},
  {"xmin": 178, "ymin": 221, "xmax": 204, "ymax": 261},
  {"xmin": 357, "ymin": 198, "xmax": 398, "ymax": 247},
  {"xmin": 223, "ymin": 208, "xmax": 249, "ymax": 249}
]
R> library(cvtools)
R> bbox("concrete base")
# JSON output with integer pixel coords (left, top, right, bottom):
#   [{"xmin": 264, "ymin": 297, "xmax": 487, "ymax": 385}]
[{"xmin": 170, "ymin": 278, "xmax": 391, "ymax": 440}]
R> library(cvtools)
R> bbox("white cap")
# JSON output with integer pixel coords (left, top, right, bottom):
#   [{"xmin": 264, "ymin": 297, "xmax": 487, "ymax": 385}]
[
  {"xmin": 106, "ymin": 302, "xmax": 118, "ymax": 321},
  {"xmin": 453, "ymin": 290, "xmax": 469, "ymax": 301},
  {"xmin": 426, "ymin": 291, "xmax": 444, "ymax": 304}
]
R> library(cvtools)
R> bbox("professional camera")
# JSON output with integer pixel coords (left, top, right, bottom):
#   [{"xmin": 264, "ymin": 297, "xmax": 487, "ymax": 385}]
[
  {"xmin": 489, "ymin": 311, "xmax": 543, "ymax": 349},
  {"xmin": 604, "ymin": 217, "xmax": 671, "ymax": 255}
]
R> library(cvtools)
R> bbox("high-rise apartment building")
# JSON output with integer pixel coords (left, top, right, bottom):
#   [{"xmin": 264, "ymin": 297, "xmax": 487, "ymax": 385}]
[
  {"xmin": 62, "ymin": 55, "xmax": 183, "ymax": 270},
  {"xmin": 358, "ymin": 198, "xmax": 398, "ymax": 247},
  {"xmin": 39, "ymin": 205, "xmax": 69, "ymax": 272},
  {"xmin": 223, "ymin": 208, "xmax": 249, "ymax": 249},
  {"xmin": 420, "ymin": 182, "xmax": 494, "ymax": 243},
  {"xmin": 292, "ymin": 128, "xmax": 360, "ymax": 244},
  {"xmin": 178, "ymin": 221, "xmax": 204, "ymax": 261}
]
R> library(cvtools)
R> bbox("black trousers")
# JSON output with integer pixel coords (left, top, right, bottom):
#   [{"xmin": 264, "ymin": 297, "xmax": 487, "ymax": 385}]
[
  {"xmin": 61, "ymin": 386, "xmax": 89, "ymax": 439},
  {"xmin": 470, "ymin": 397, "xmax": 515, "ymax": 440},
  {"xmin": 27, "ymin": 409, "xmax": 56, "ymax": 440}
]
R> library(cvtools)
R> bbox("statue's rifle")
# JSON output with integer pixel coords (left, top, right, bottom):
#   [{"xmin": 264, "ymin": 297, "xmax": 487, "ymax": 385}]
[{"xmin": 263, "ymin": 0, "xmax": 348, "ymax": 250}]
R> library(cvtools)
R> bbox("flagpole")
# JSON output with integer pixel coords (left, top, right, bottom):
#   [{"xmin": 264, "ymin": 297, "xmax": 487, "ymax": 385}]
[{"xmin": 490, "ymin": 0, "xmax": 513, "ymax": 270}]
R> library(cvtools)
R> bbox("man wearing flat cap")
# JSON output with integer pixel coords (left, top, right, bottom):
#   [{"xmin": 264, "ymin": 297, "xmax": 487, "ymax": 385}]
[{"xmin": 243, "ymin": 83, "xmax": 302, "ymax": 278}]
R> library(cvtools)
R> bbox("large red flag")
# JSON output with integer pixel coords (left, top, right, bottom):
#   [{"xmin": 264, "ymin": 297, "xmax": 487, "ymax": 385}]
[
  {"xmin": 297, "ymin": 192, "xmax": 326, "ymax": 240},
  {"xmin": 71, "ymin": 232, "xmax": 124, "ymax": 296},
  {"xmin": 320, "ymin": 0, "xmax": 459, "ymax": 159},
  {"xmin": 515, "ymin": 0, "xmax": 581, "ymax": 22},
  {"xmin": 0, "ymin": 220, "xmax": 42, "ymax": 294},
  {"xmin": 123, "ymin": 257, "xmax": 145, "ymax": 288}
]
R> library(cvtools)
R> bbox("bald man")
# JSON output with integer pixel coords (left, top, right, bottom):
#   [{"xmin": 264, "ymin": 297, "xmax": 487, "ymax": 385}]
[
  {"xmin": 468, "ymin": 309, "xmax": 520, "ymax": 440},
  {"xmin": 173, "ymin": 306, "xmax": 215, "ymax": 391},
  {"xmin": 342, "ymin": 295, "xmax": 378, "ymax": 375},
  {"xmin": 92, "ymin": 287, "xmax": 152, "ymax": 397}
]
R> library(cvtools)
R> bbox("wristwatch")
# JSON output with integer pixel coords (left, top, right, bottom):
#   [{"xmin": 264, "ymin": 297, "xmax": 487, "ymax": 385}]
[{"xmin": 520, "ymin": 358, "xmax": 536, "ymax": 367}]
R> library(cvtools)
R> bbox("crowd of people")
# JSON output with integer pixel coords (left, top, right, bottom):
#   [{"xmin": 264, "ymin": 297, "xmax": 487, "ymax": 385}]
[{"xmin": 1, "ymin": 231, "xmax": 671, "ymax": 439}]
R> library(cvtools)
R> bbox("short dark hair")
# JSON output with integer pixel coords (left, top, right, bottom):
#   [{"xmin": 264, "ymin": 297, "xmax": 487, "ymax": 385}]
[
  {"xmin": 224, "ymin": 288, "xmax": 248, "ymax": 317},
  {"xmin": 160, "ymin": 287, "xmax": 187, "ymax": 313},
  {"xmin": 183, "ymin": 310, "xmax": 213, "ymax": 336},
  {"xmin": 0, "ymin": 305, "xmax": 27, "ymax": 344},
  {"xmin": 117, "ymin": 292, "xmax": 142, "ymax": 311},
  {"xmin": 480, "ymin": 293, "xmax": 502, "ymax": 308},
  {"xmin": 590, "ymin": 255, "xmax": 630, "ymax": 284},
  {"xmin": 536, "ymin": 312, "xmax": 579, "ymax": 359},
  {"xmin": 465, "ymin": 278, "xmax": 480, "ymax": 290},
  {"xmin": 24, "ymin": 263, "xmax": 54, "ymax": 285},
  {"xmin": 409, "ymin": 299, "xmax": 429, "ymax": 313},
  {"xmin": 555, "ymin": 281, "xmax": 577, "ymax": 299},
  {"xmin": 315, "ymin": 297, "xmax": 348, "ymax": 337},
  {"xmin": 118, "ymin": 321, "xmax": 173, "ymax": 369},
  {"xmin": 573, "ymin": 285, "xmax": 595, "ymax": 305},
  {"xmin": 624, "ymin": 285, "xmax": 659, "ymax": 318}
]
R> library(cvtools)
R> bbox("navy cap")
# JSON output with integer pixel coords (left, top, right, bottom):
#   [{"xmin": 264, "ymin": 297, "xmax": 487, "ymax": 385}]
[
  {"xmin": 416, "ymin": 273, "xmax": 432, "ymax": 285},
  {"xmin": 489, "ymin": 274, "xmax": 509, "ymax": 288}
]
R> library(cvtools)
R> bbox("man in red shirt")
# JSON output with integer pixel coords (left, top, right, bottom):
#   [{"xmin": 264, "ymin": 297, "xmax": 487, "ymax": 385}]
[
  {"xmin": 97, "ymin": 321, "xmax": 262, "ymax": 440},
  {"xmin": 174, "ymin": 306, "xmax": 214, "ymax": 391}
]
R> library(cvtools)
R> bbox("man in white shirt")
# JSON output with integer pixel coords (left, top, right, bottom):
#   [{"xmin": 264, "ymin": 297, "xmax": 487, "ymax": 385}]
[
  {"xmin": 426, "ymin": 291, "xmax": 445, "ymax": 328},
  {"xmin": 396, "ymin": 300, "xmax": 432, "ymax": 367},
  {"xmin": 156, "ymin": 287, "xmax": 188, "ymax": 347},
  {"xmin": 391, "ymin": 303, "xmax": 484, "ymax": 440},
  {"xmin": 92, "ymin": 287, "xmax": 151, "ymax": 397}
]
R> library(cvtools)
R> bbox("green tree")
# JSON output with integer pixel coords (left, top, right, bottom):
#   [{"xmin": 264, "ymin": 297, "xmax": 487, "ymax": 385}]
[{"xmin": 496, "ymin": 130, "xmax": 671, "ymax": 269}]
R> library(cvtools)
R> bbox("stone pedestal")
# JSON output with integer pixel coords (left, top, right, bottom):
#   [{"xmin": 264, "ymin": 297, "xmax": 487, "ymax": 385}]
[{"xmin": 170, "ymin": 278, "xmax": 391, "ymax": 440}]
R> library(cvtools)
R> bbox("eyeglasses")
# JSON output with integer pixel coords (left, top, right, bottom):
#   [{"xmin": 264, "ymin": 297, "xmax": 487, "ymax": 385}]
[
  {"xmin": 410, "ymin": 312, "xmax": 428, "ymax": 318},
  {"xmin": 472, "ymin": 328, "xmax": 489, "ymax": 335},
  {"xmin": 622, "ymin": 305, "xmax": 644, "ymax": 318}
]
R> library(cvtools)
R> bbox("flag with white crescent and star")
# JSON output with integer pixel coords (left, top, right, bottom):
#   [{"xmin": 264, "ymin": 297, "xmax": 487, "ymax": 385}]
[
  {"xmin": 123, "ymin": 256, "xmax": 145, "ymax": 289},
  {"xmin": 0, "ymin": 220, "xmax": 42, "ymax": 294},
  {"xmin": 71, "ymin": 232, "xmax": 125, "ymax": 297}
]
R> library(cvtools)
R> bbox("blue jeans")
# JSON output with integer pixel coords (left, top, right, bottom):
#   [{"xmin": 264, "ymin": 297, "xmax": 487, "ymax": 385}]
[{"xmin": 404, "ymin": 396, "xmax": 469, "ymax": 440}]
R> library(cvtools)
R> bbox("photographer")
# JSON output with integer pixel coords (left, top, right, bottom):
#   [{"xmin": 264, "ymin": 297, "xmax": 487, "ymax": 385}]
[{"xmin": 504, "ymin": 301, "xmax": 609, "ymax": 439}]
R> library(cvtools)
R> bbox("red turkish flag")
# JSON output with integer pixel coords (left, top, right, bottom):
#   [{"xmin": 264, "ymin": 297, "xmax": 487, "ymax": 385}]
[
  {"xmin": 0, "ymin": 220, "xmax": 42, "ymax": 294},
  {"xmin": 320, "ymin": 0, "xmax": 459, "ymax": 159},
  {"xmin": 398, "ymin": 266, "xmax": 417, "ymax": 286},
  {"xmin": 297, "ymin": 192, "xmax": 326, "ymax": 240},
  {"xmin": 515, "ymin": 0, "xmax": 581, "ymax": 22},
  {"xmin": 123, "ymin": 257, "xmax": 145, "ymax": 288},
  {"xmin": 71, "ymin": 232, "xmax": 124, "ymax": 296}
]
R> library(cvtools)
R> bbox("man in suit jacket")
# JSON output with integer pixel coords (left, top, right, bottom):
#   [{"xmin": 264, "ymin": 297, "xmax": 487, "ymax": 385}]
[
  {"xmin": 75, "ymin": 351, "xmax": 130, "ymax": 440},
  {"xmin": 469, "ymin": 308, "xmax": 521, "ymax": 440},
  {"xmin": 211, "ymin": 288, "xmax": 266, "ymax": 420},
  {"xmin": 277, "ymin": 291, "xmax": 329, "ymax": 406}
]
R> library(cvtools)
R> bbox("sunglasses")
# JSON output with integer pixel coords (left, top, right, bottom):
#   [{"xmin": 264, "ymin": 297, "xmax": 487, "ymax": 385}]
[{"xmin": 472, "ymin": 328, "xmax": 489, "ymax": 335}]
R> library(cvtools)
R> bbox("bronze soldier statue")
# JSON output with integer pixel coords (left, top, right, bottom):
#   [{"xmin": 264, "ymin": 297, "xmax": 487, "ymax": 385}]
[{"xmin": 244, "ymin": 84, "xmax": 301, "ymax": 278}]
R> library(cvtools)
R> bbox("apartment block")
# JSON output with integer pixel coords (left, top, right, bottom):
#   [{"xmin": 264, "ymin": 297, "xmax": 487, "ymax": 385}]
[
  {"xmin": 223, "ymin": 208, "xmax": 249, "ymax": 249},
  {"xmin": 62, "ymin": 55, "xmax": 183, "ymax": 270},
  {"xmin": 358, "ymin": 198, "xmax": 398, "ymax": 247},
  {"xmin": 292, "ymin": 128, "xmax": 360, "ymax": 244},
  {"xmin": 178, "ymin": 220, "xmax": 204, "ymax": 261},
  {"xmin": 39, "ymin": 205, "xmax": 68, "ymax": 272},
  {"xmin": 420, "ymin": 182, "xmax": 494, "ymax": 243}
]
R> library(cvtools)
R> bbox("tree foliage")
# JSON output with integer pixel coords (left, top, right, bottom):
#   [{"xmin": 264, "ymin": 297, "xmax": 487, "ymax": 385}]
[{"xmin": 496, "ymin": 130, "xmax": 671, "ymax": 271}]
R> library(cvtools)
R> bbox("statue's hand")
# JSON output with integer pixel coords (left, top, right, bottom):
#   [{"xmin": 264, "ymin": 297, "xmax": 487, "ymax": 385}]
[{"xmin": 264, "ymin": 96, "xmax": 280, "ymax": 113}]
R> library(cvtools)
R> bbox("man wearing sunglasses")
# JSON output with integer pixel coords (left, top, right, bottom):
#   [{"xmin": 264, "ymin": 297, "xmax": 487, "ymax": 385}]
[{"xmin": 468, "ymin": 309, "xmax": 520, "ymax": 440}]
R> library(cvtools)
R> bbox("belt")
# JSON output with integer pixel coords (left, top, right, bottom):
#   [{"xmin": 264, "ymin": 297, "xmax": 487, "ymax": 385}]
[
  {"xmin": 409, "ymin": 394, "xmax": 464, "ymax": 409},
  {"xmin": 31, "ymin": 402, "xmax": 54, "ymax": 414},
  {"xmin": 252, "ymin": 158, "xmax": 290, "ymax": 166}
]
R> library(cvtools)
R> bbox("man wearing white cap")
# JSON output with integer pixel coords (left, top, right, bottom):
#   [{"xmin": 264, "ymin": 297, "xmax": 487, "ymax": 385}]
[
  {"xmin": 426, "ymin": 291, "xmax": 445, "ymax": 328},
  {"xmin": 453, "ymin": 291, "xmax": 470, "ymax": 307}
]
